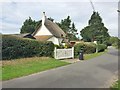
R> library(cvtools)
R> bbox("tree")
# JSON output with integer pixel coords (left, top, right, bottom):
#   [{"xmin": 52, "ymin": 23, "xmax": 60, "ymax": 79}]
[
  {"xmin": 57, "ymin": 16, "xmax": 78, "ymax": 41},
  {"xmin": 71, "ymin": 23, "xmax": 77, "ymax": 34},
  {"xmin": 20, "ymin": 17, "xmax": 37, "ymax": 34},
  {"xmin": 57, "ymin": 16, "xmax": 71, "ymax": 33},
  {"xmin": 80, "ymin": 26, "xmax": 91, "ymax": 42},
  {"xmin": 80, "ymin": 11, "xmax": 110, "ymax": 43},
  {"xmin": 20, "ymin": 16, "xmax": 79, "ymax": 41},
  {"xmin": 20, "ymin": 17, "xmax": 54, "ymax": 34},
  {"xmin": 68, "ymin": 23, "xmax": 78, "ymax": 40}
]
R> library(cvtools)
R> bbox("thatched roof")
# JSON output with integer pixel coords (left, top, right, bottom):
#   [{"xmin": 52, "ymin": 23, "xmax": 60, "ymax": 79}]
[
  {"xmin": 34, "ymin": 35, "xmax": 53, "ymax": 41},
  {"xmin": 8, "ymin": 33, "xmax": 35, "ymax": 39},
  {"xmin": 32, "ymin": 19, "xmax": 66, "ymax": 38}
]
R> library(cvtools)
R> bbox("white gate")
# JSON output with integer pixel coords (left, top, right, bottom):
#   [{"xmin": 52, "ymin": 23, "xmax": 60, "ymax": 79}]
[{"xmin": 54, "ymin": 47, "xmax": 74, "ymax": 59}]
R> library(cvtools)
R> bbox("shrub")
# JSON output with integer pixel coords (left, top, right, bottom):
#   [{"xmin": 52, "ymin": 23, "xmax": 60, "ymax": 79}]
[
  {"xmin": 74, "ymin": 43, "xmax": 84, "ymax": 57},
  {"xmin": 54, "ymin": 44, "xmax": 64, "ymax": 49},
  {"xmin": 2, "ymin": 35, "xmax": 54, "ymax": 60},
  {"xmin": 97, "ymin": 44, "xmax": 107, "ymax": 52},
  {"xmin": 108, "ymin": 36, "xmax": 120, "ymax": 49},
  {"xmin": 54, "ymin": 43, "xmax": 72, "ymax": 49},
  {"xmin": 112, "ymin": 39, "xmax": 120, "ymax": 49},
  {"xmin": 74, "ymin": 42, "xmax": 96, "ymax": 57},
  {"xmin": 84, "ymin": 43, "xmax": 96, "ymax": 54}
]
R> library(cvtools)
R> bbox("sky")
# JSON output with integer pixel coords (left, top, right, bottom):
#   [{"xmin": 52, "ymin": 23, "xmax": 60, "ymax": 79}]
[{"xmin": 0, "ymin": 0, "xmax": 119, "ymax": 38}]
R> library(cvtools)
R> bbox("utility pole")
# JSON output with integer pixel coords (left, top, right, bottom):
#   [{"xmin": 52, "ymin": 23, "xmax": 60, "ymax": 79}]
[
  {"xmin": 90, "ymin": 0, "xmax": 95, "ymax": 12},
  {"xmin": 117, "ymin": 2, "xmax": 120, "ymax": 13},
  {"xmin": 118, "ymin": 0, "xmax": 120, "ymax": 38}
]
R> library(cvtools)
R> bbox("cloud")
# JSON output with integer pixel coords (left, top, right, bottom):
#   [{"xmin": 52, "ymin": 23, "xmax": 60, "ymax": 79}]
[
  {"xmin": 1, "ymin": 22, "xmax": 20, "ymax": 34},
  {"xmin": 0, "ymin": 1, "xmax": 118, "ymax": 38},
  {"xmin": 0, "ymin": 0, "xmax": 119, "ymax": 2}
]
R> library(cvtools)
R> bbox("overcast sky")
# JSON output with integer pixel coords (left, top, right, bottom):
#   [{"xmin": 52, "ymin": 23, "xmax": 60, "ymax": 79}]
[{"xmin": 0, "ymin": 0, "xmax": 119, "ymax": 38}]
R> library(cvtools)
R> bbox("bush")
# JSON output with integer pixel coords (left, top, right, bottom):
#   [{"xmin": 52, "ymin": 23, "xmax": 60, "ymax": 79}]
[
  {"xmin": 54, "ymin": 44, "xmax": 64, "ymax": 49},
  {"xmin": 2, "ymin": 35, "xmax": 54, "ymax": 60},
  {"xmin": 112, "ymin": 39, "xmax": 120, "ymax": 49},
  {"xmin": 97, "ymin": 44, "xmax": 107, "ymax": 52},
  {"xmin": 54, "ymin": 43, "xmax": 72, "ymax": 49},
  {"xmin": 74, "ymin": 42, "xmax": 107, "ymax": 57},
  {"xmin": 108, "ymin": 36, "xmax": 120, "ymax": 49},
  {"xmin": 74, "ymin": 42, "xmax": 96, "ymax": 57}
]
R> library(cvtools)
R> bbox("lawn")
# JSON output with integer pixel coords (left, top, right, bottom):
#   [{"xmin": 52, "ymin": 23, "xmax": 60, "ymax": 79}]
[
  {"xmin": 84, "ymin": 50, "xmax": 107, "ymax": 60},
  {"xmin": 2, "ymin": 57, "xmax": 69, "ymax": 80}
]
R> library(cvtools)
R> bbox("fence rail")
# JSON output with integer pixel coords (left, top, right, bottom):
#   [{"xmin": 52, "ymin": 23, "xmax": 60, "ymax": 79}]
[{"xmin": 54, "ymin": 47, "xmax": 74, "ymax": 59}]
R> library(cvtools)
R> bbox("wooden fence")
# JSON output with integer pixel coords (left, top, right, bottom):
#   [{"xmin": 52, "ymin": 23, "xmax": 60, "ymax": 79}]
[{"xmin": 54, "ymin": 47, "xmax": 74, "ymax": 59}]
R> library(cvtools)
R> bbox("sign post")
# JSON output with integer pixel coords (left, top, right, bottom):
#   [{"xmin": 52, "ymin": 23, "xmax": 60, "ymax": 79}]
[{"xmin": 94, "ymin": 41, "xmax": 98, "ymax": 53}]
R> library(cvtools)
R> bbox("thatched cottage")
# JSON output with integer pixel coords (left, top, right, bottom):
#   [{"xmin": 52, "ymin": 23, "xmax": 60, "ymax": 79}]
[{"xmin": 32, "ymin": 12, "xmax": 66, "ymax": 45}]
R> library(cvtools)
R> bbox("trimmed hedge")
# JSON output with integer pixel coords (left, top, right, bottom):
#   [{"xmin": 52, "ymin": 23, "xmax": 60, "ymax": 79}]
[
  {"xmin": 2, "ymin": 35, "xmax": 54, "ymax": 60},
  {"xmin": 74, "ymin": 42, "xmax": 96, "ymax": 57},
  {"xmin": 74, "ymin": 42, "xmax": 107, "ymax": 57}
]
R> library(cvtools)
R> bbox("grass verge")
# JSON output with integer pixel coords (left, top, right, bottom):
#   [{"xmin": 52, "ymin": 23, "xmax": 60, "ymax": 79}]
[
  {"xmin": 110, "ymin": 80, "xmax": 120, "ymax": 89},
  {"xmin": 84, "ymin": 50, "xmax": 108, "ymax": 60},
  {"xmin": 2, "ymin": 57, "xmax": 69, "ymax": 80}
]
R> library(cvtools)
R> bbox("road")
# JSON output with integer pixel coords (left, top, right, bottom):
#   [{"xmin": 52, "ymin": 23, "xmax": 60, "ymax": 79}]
[{"xmin": 2, "ymin": 47, "xmax": 118, "ymax": 88}]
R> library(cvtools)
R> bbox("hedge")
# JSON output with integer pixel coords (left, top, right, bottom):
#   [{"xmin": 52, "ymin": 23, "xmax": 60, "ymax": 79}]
[
  {"xmin": 74, "ymin": 42, "xmax": 96, "ymax": 57},
  {"xmin": 97, "ymin": 44, "xmax": 107, "ymax": 52},
  {"xmin": 2, "ymin": 35, "xmax": 54, "ymax": 60},
  {"xmin": 74, "ymin": 42, "xmax": 107, "ymax": 57}
]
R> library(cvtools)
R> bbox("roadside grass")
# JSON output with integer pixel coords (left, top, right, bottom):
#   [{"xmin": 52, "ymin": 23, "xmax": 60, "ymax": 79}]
[
  {"xmin": 111, "ymin": 80, "xmax": 120, "ymax": 89},
  {"xmin": 2, "ymin": 57, "xmax": 69, "ymax": 80},
  {"xmin": 84, "ymin": 50, "xmax": 108, "ymax": 60},
  {"xmin": 0, "ymin": 65, "xmax": 1, "ymax": 81}
]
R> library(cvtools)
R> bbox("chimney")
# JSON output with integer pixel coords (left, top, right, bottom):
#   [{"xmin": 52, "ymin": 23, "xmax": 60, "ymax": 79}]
[{"xmin": 42, "ymin": 12, "xmax": 46, "ymax": 25}]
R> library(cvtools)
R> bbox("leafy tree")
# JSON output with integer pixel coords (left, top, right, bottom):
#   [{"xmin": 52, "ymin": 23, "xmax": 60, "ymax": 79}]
[
  {"xmin": 71, "ymin": 23, "xmax": 77, "ymax": 34},
  {"xmin": 68, "ymin": 23, "xmax": 78, "ymax": 40},
  {"xmin": 57, "ymin": 16, "xmax": 78, "ymax": 41},
  {"xmin": 80, "ymin": 12, "xmax": 110, "ymax": 43},
  {"xmin": 81, "ymin": 27, "xmax": 92, "ymax": 41},
  {"xmin": 57, "ymin": 16, "xmax": 71, "ymax": 33},
  {"xmin": 20, "ymin": 17, "xmax": 37, "ymax": 34}
]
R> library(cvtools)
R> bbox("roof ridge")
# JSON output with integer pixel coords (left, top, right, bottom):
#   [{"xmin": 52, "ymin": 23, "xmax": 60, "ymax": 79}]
[
  {"xmin": 32, "ymin": 17, "xmax": 66, "ymax": 38},
  {"xmin": 44, "ymin": 19, "xmax": 66, "ymax": 38}
]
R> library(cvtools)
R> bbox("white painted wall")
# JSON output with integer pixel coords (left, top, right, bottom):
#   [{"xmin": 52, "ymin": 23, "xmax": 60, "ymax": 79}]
[
  {"xmin": 48, "ymin": 36, "xmax": 59, "ymax": 45},
  {"xmin": 42, "ymin": 12, "xmax": 46, "ymax": 26},
  {"xmin": 35, "ymin": 25, "xmax": 52, "ymax": 36},
  {"xmin": 58, "ymin": 38, "xmax": 63, "ymax": 44}
]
